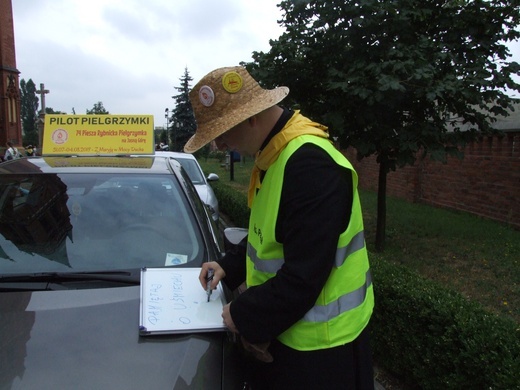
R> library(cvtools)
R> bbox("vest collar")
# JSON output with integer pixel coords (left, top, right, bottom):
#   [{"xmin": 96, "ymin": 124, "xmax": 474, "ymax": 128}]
[{"xmin": 247, "ymin": 111, "xmax": 329, "ymax": 207}]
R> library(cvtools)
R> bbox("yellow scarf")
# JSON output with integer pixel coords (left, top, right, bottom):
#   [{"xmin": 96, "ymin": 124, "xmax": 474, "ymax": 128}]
[{"xmin": 247, "ymin": 111, "xmax": 330, "ymax": 207}]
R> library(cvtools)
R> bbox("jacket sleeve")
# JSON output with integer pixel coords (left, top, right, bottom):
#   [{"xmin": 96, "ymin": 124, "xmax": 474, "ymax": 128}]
[
  {"xmin": 230, "ymin": 144, "xmax": 353, "ymax": 343},
  {"xmin": 216, "ymin": 234, "xmax": 248, "ymax": 291}
]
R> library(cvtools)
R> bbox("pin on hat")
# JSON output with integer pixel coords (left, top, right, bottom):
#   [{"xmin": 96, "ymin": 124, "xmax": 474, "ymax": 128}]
[{"xmin": 184, "ymin": 66, "xmax": 289, "ymax": 153}]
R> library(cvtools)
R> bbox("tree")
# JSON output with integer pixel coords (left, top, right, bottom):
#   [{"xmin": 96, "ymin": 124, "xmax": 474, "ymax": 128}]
[
  {"xmin": 158, "ymin": 129, "xmax": 169, "ymax": 145},
  {"xmin": 19, "ymin": 78, "xmax": 39, "ymax": 146},
  {"xmin": 247, "ymin": 0, "xmax": 520, "ymax": 251},
  {"xmin": 170, "ymin": 67, "xmax": 196, "ymax": 152},
  {"xmin": 45, "ymin": 107, "xmax": 64, "ymax": 115},
  {"xmin": 86, "ymin": 101, "xmax": 109, "ymax": 114}
]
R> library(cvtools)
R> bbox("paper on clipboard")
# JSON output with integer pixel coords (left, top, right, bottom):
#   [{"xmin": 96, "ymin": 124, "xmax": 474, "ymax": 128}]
[{"xmin": 139, "ymin": 267, "xmax": 227, "ymax": 335}]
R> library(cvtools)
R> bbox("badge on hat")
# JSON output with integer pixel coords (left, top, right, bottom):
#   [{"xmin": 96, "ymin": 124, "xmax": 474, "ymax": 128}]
[
  {"xmin": 199, "ymin": 86, "xmax": 215, "ymax": 107},
  {"xmin": 222, "ymin": 71, "xmax": 243, "ymax": 93}
]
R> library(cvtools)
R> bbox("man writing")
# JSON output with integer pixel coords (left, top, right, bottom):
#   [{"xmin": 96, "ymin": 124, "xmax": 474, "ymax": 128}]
[{"xmin": 185, "ymin": 66, "xmax": 374, "ymax": 389}]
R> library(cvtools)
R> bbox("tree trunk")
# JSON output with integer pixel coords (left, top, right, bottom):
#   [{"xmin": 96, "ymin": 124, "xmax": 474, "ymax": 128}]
[{"xmin": 375, "ymin": 157, "xmax": 388, "ymax": 252}]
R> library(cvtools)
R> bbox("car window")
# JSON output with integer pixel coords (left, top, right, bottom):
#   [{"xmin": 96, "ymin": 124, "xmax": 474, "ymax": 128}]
[
  {"xmin": 0, "ymin": 173, "xmax": 205, "ymax": 274},
  {"xmin": 175, "ymin": 158, "xmax": 205, "ymax": 185}
]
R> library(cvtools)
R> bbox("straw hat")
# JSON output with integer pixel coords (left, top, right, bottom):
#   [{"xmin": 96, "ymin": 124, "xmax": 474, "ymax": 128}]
[{"xmin": 184, "ymin": 66, "xmax": 289, "ymax": 153}]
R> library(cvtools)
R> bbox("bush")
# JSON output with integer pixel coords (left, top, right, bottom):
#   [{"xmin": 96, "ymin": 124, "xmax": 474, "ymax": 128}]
[
  {"xmin": 370, "ymin": 257, "xmax": 520, "ymax": 389},
  {"xmin": 208, "ymin": 150, "xmax": 227, "ymax": 163},
  {"xmin": 212, "ymin": 181, "xmax": 249, "ymax": 228}
]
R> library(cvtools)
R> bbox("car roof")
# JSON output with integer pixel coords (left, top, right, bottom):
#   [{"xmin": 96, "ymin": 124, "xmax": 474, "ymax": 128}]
[
  {"xmin": 0, "ymin": 155, "xmax": 181, "ymax": 175},
  {"xmin": 154, "ymin": 151, "xmax": 197, "ymax": 161}
]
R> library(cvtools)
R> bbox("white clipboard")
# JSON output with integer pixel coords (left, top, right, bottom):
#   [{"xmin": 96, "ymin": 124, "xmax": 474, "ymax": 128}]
[{"xmin": 139, "ymin": 267, "xmax": 227, "ymax": 335}]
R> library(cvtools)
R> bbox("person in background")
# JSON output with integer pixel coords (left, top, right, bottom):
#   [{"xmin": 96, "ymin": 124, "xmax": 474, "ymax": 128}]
[
  {"xmin": 4, "ymin": 142, "xmax": 21, "ymax": 160},
  {"xmin": 185, "ymin": 66, "xmax": 375, "ymax": 389},
  {"xmin": 25, "ymin": 145, "xmax": 34, "ymax": 156}
]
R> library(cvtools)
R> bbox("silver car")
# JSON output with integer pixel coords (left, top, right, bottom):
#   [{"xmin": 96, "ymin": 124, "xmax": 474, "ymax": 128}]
[
  {"xmin": 0, "ymin": 155, "xmax": 246, "ymax": 389},
  {"xmin": 155, "ymin": 151, "xmax": 220, "ymax": 222}
]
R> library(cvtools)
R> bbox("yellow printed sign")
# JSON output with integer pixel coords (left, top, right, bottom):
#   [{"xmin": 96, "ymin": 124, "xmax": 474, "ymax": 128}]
[{"xmin": 43, "ymin": 114, "xmax": 155, "ymax": 156}]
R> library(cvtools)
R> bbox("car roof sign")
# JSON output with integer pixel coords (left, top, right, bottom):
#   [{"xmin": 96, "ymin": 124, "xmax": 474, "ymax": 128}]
[{"xmin": 42, "ymin": 114, "xmax": 155, "ymax": 156}]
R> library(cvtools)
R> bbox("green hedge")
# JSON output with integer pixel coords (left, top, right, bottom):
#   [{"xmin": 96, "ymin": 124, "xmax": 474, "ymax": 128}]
[
  {"xmin": 370, "ymin": 257, "xmax": 519, "ymax": 389},
  {"xmin": 212, "ymin": 181, "xmax": 250, "ymax": 228},
  {"xmin": 213, "ymin": 181, "xmax": 520, "ymax": 388}
]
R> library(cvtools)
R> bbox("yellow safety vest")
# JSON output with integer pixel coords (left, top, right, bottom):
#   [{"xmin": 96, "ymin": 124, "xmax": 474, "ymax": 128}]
[{"xmin": 246, "ymin": 135, "xmax": 374, "ymax": 351}]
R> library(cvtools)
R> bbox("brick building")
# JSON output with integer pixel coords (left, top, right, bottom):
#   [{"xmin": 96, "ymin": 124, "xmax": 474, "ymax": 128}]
[{"xmin": 0, "ymin": 0, "xmax": 22, "ymax": 148}]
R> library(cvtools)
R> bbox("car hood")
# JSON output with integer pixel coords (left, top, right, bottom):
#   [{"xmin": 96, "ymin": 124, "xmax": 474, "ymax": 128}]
[{"xmin": 0, "ymin": 286, "xmax": 228, "ymax": 390}]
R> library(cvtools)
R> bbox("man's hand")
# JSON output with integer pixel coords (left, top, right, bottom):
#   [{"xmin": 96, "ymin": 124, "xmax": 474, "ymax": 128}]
[{"xmin": 199, "ymin": 261, "xmax": 225, "ymax": 290}]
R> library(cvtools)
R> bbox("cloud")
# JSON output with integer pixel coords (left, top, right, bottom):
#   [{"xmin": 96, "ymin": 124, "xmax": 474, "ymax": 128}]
[
  {"xmin": 12, "ymin": 0, "xmax": 518, "ymax": 127},
  {"xmin": 12, "ymin": 0, "xmax": 282, "ymax": 126}
]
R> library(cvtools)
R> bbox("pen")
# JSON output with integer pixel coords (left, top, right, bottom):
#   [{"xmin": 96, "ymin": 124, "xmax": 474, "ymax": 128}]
[{"xmin": 206, "ymin": 268, "xmax": 214, "ymax": 302}]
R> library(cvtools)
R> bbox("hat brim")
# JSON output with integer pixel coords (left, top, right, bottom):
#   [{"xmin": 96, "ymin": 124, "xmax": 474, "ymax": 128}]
[{"xmin": 184, "ymin": 86, "xmax": 289, "ymax": 153}]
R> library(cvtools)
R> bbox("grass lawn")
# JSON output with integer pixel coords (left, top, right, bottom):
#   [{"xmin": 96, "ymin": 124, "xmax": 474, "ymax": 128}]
[{"xmin": 199, "ymin": 156, "xmax": 520, "ymax": 323}]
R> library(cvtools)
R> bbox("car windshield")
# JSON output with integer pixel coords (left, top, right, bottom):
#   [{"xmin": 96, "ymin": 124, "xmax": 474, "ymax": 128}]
[
  {"xmin": 0, "ymin": 173, "xmax": 205, "ymax": 275},
  {"xmin": 175, "ymin": 158, "xmax": 205, "ymax": 184}
]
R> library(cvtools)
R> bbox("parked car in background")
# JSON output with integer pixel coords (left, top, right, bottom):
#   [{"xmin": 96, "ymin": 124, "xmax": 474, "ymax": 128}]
[
  {"xmin": 155, "ymin": 151, "xmax": 220, "ymax": 222},
  {"xmin": 0, "ymin": 155, "xmax": 245, "ymax": 389}
]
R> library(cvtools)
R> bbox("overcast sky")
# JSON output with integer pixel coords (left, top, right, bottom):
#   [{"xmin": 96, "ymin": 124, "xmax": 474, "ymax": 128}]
[
  {"xmin": 12, "ymin": 0, "xmax": 520, "ymax": 129},
  {"xmin": 12, "ymin": 0, "xmax": 284, "ymax": 128}
]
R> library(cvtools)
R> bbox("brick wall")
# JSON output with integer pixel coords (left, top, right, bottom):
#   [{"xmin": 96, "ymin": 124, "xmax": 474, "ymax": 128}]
[
  {"xmin": 1, "ymin": 0, "xmax": 22, "ymax": 147},
  {"xmin": 344, "ymin": 131, "xmax": 520, "ymax": 229},
  {"xmin": 0, "ymin": 0, "xmax": 17, "ymax": 68}
]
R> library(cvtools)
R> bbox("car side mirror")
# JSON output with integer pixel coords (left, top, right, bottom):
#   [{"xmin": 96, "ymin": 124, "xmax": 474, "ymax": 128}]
[
  {"xmin": 207, "ymin": 173, "xmax": 219, "ymax": 182},
  {"xmin": 223, "ymin": 227, "xmax": 248, "ymax": 252}
]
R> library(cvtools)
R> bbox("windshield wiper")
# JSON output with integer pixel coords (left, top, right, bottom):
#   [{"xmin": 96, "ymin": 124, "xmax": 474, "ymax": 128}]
[{"xmin": 0, "ymin": 270, "xmax": 140, "ymax": 285}]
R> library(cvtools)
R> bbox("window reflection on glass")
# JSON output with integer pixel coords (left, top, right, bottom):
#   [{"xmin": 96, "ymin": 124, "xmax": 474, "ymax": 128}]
[{"xmin": 0, "ymin": 174, "xmax": 204, "ymax": 274}]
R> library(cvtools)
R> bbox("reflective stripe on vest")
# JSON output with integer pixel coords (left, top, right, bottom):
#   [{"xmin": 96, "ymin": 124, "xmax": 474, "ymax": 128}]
[
  {"xmin": 247, "ymin": 230, "xmax": 367, "ymax": 274},
  {"xmin": 303, "ymin": 270, "xmax": 372, "ymax": 322}
]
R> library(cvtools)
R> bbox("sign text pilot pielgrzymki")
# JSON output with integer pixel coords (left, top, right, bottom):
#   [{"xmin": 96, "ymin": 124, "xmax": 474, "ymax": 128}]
[{"xmin": 49, "ymin": 116, "xmax": 151, "ymax": 126}]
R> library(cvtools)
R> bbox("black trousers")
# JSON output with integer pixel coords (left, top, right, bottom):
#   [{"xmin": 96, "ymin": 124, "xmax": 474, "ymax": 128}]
[{"xmin": 244, "ymin": 326, "xmax": 374, "ymax": 390}]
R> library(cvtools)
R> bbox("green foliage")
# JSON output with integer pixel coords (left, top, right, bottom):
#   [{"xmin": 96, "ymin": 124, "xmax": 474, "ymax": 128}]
[
  {"xmin": 211, "ymin": 181, "xmax": 249, "ymax": 229},
  {"xmin": 19, "ymin": 78, "xmax": 39, "ymax": 146},
  {"xmin": 246, "ymin": 0, "xmax": 520, "ymax": 171},
  {"xmin": 246, "ymin": 0, "xmax": 520, "ymax": 250},
  {"xmin": 44, "ymin": 107, "xmax": 63, "ymax": 114},
  {"xmin": 208, "ymin": 150, "xmax": 227, "ymax": 163},
  {"xmin": 193, "ymin": 144, "xmax": 211, "ymax": 161},
  {"xmin": 86, "ymin": 101, "xmax": 109, "ymax": 115},
  {"xmin": 370, "ymin": 258, "xmax": 520, "ymax": 389},
  {"xmin": 361, "ymin": 190, "xmax": 520, "ymax": 321},
  {"xmin": 170, "ymin": 67, "xmax": 196, "ymax": 152},
  {"xmin": 158, "ymin": 129, "xmax": 168, "ymax": 145}
]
